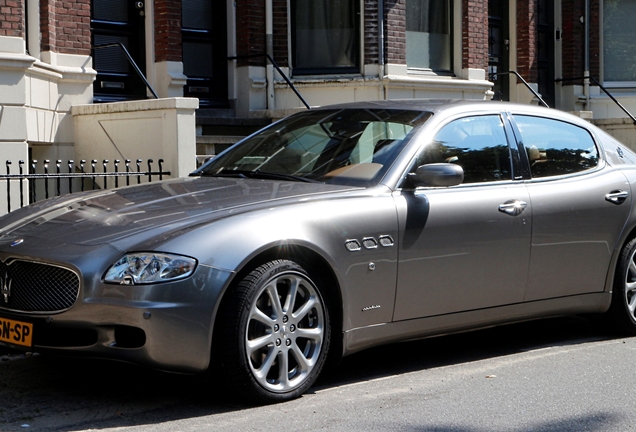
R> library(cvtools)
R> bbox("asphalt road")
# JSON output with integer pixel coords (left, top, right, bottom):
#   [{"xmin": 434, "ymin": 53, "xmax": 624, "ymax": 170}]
[{"xmin": 0, "ymin": 315, "xmax": 634, "ymax": 431}]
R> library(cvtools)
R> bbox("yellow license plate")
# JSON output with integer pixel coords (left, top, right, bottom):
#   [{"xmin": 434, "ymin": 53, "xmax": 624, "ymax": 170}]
[{"xmin": 0, "ymin": 317, "xmax": 33, "ymax": 347}]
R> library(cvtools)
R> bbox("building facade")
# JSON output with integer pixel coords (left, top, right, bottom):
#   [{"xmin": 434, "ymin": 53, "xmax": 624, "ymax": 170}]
[{"xmin": 0, "ymin": 0, "xmax": 635, "ymax": 171}]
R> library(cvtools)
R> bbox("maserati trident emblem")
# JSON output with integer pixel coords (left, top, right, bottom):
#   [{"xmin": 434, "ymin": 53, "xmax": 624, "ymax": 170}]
[{"xmin": 0, "ymin": 271, "xmax": 11, "ymax": 304}]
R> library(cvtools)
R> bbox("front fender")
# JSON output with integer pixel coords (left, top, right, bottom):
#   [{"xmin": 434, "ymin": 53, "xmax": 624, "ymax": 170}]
[{"xmin": 158, "ymin": 192, "xmax": 400, "ymax": 332}]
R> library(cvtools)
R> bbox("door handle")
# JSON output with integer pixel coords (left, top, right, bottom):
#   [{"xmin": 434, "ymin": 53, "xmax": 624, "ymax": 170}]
[
  {"xmin": 606, "ymin": 190, "xmax": 629, "ymax": 205},
  {"xmin": 498, "ymin": 199, "xmax": 527, "ymax": 216}
]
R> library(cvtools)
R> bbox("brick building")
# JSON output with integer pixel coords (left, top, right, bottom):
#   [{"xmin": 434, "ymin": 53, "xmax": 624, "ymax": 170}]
[{"xmin": 0, "ymin": 0, "xmax": 634, "ymax": 169}]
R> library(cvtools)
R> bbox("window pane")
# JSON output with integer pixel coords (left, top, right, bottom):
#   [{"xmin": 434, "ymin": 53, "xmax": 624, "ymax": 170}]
[
  {"xmin": 604, "ymin": 0, "xmax": 636, "ymax": 82},
  {"xmin": 183, "ymin": 42, "xmax": 213, "ymax": 77},
  {"xmin": 419, "ymin": 115, "xmax": 512, "ymax": 183},
  {"xmin": 94, "ymin": 34, "xmax": 130, "ymax": 73},
  {"xmin": 203, "ymin": 109, "xmax": 431, "ymax": 186},
  {"xmin": 93, "ymin": 0, "xmax": 128, "ymax": 22},
  {"xmin": 292, "ymin": 0, "xmax": 360, "ymax": 72},
  {"xmin": 514, "ymin": 115, "xmax": 599, "ymax": 178},
  {"xmin": 406, "ymin": 0, "xmax": 452, "ymax": 71},
  {"xmin": 182, "ymin": 0, "xmax": 213, "ymax": 30}
]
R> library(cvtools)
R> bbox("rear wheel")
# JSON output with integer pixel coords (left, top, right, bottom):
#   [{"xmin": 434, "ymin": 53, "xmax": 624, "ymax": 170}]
[
  {"xmin": 217, "ymin": 260, "xmax": 331, "ymax": 403},
  {"xmin": 609, "ymin": 238, "xmax": 636, "ymax": 334}
]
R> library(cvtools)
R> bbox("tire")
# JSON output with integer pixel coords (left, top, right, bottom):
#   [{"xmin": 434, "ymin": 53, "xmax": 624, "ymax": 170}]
[
  {"xmin": 609, "ymin": 238, "xmax": 636, "ymax": 335},
  {"xmin": 217, "ymin": 260, "xmax": 331, "ymax": 403}
]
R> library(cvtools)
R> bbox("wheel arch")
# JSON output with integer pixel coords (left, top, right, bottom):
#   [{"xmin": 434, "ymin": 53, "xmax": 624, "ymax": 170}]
[
  {"xmin": 211, "ymin": 241, "xmax": 345, "ymax": 365},
  {"xmin": 607, "ymin": 222, "xmax": 636, "ymax": 296}
]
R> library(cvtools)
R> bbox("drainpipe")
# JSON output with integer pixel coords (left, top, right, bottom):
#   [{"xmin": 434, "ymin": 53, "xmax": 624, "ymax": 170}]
[
  {"xmin": 378, "ymin": 0, "xmax": 387, "ymax": 100},
  {"xmin": 266, "ymin": 0, "xmax": 275, "ymax": 110},
  {"xmin": 583, "ymin": 0, "xmax": 590, "ymax": 110}
]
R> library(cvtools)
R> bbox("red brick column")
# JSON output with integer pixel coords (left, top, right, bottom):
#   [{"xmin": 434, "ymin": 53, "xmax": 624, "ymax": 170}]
[
  {"xmin": 40, "ymin": 0, "xmax": 90, "ymax": 55},
  {"xmin": 561, "ymin": 0, "xmax": 585, "ymax": 83},
  {"xmin": 517, "ymin": 0, "xmax": 538, "ymax": 82},
  {"xmin": 384, "ymin": 0, "xmax": 405, "ymax": 65},
  {"xmin": 589, "ymin": 0, "xmax": 600, "ymax": 80},
  {"xmin": 364, "ymin": 0, "xmax": 379, "ymax": 65},
  {"xmin": 40, "ymin": 0, "xmax": 54, "ymax": 51},
  {"xmin": 561, "ymin": 0, "xmax": 600, "ymax": 84},
  {"xmin": 236, "ymin": 0, "xmax": 265, "ymax": 67},
  {"xmin": 463, "ymin": 0, "xmax": 488, "ymax": 71},
  {"xmin": 155, "ymin": 0, "xmax": 182, "ymax": 63},
  {"xmin": 0, "ymin": 0, "xmax": 24, "ymax": 37},
  {"xmin": 273, "ymin": 0, "xmax": 287, "ymax": 67}
]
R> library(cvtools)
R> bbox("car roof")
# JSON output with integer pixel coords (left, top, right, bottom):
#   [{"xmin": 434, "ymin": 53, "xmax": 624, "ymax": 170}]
[{"xmin": 309, "ymin": 99, "xmax": 592, "ymax": 129}]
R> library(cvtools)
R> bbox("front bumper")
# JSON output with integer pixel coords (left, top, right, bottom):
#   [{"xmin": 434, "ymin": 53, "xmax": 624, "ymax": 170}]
[{"xmin": 0, "ymin": 262, "xmax": 234, "ymax": 374}]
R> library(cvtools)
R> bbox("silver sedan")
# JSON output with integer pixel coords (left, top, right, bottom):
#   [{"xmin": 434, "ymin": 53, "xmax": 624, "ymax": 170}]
[{"xmin": 1, "ymin": 100, "xmax": 636, "ymax": 403}]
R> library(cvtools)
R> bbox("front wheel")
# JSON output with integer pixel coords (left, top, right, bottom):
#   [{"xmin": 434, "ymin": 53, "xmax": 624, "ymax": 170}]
[
  {"xmin": 608, "ymin": 238, "xmax": 636, "ymax": 335},
  {"xmin": 217, "ymin": 260, "xmax": 331, "ymax": 403}
]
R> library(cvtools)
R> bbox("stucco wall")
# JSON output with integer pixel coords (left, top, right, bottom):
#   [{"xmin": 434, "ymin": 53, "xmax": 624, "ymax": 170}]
[{"xmin": 72, "ymin": 98, "xmax": 199, "ymax": 179}]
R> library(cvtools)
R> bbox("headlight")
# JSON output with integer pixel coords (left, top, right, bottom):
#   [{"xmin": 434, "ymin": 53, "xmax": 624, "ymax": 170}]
[{"xmin": 104, "ymin": 252, "xmax": 197, "ymax": 285}]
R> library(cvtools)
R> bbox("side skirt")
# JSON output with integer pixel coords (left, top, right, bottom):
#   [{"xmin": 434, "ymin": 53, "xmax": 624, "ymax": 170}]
[{"xmin": 342, "ymin": 292, "xmax": 612, "ymax": 356}]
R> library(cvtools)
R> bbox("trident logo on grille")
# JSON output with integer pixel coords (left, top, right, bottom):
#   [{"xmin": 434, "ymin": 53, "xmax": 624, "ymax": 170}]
[{"xmin": 0, "ymin": 270, "xmax": 11, "ymax": 304}]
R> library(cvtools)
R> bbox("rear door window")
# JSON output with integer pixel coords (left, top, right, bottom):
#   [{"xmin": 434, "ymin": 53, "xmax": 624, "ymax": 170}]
[{"xmin": 512, "ymin": 115, "xmax": 599, "ymax": 178}]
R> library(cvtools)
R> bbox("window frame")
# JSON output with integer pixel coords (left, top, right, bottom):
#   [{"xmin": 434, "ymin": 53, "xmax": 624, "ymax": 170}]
[
  {"xmin": 509, "ymin": 114, "xmax": 602, "ymax": 180},
  {"xmin": 408, "ymin": 113, "xmax": 521, "ymax": 187},
  {"xmin": 405, "ymin": 0, "xmax": 455, "ymax": 76},
  {"xmin": 601, "ymin": 0, "xmax": 636, "ymax": 87},
  {"xmin": 289, "ymin": 0, "xmax": 363, "ymax": 76}
]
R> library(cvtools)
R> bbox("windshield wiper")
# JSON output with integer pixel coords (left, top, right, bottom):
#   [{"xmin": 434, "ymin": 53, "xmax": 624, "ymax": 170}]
[{"xmin": 200, "ymin": 169, "xmax": 321, "ymax": 183}]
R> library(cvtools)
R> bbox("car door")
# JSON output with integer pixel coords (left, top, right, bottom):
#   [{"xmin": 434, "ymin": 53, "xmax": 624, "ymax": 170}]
[
  {"xmin": 392, "ymin": 113, "xmax": 532, "ymax": 321},
  {"xmin": 510, "ymin": 114, "xmax": 632, "ymax": 301}
]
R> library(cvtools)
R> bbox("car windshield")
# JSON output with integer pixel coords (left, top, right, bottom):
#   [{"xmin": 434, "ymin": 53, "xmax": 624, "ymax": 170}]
[{"xmin": 197, "ymin": 108, "xmax": 432, "ymax": 187}]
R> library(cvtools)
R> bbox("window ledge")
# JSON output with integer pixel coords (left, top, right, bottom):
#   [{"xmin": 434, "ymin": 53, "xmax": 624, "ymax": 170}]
[
  {"xmin": 382, "ymin": 74, "xmax": 492, "ymax": 90},
  {"xmin": 275, "ymin": 74, "xmax": 376, "ymax": 88}
]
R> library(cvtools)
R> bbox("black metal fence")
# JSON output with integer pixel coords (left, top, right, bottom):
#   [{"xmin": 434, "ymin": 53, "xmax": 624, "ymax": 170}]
[{"xmin": 2, "ymin": 159, "xmax": 170, "ymax": 214}]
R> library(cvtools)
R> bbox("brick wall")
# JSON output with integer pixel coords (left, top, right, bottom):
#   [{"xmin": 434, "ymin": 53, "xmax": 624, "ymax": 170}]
[
  {"xmin": 365, "ymin": 0, "xmax": 379, "ymax": 65},
  {"xmin": 236, "ymin": 0, "xmax": 265, "ymax": 67},
  {"xmin": 273, "ymin": 0, "xmax": 287, "ymax": 67},
  {"xmin": 561, "ymin": 0, "xmax": 585, "ymax": 83},
  {"xmin": 384, "ymin": 0, "xmax": 405, "ymax": 64},
  {"xmin": 155, "ymin": 0, "xmax": 182, "ymax": 62},
  {"xmin": 589, "ymin": 0, "xmax": 600, "ymax": 80},
  {"xmin": 463, "ymin": 0, "xmax": 488, "ymax": 70},
  {"xmin": 0, "ymin": 0, "xmax": 23, "ymax": 38},
  {"xmin": 561, "ymin": 0, "xmax": 600, "ymax": 84},
  {"xmin": 40, "ymin": 0, "xmax": 53, "ymax": 51},
  {"xmin": 517, "ymin": 0, "xmax": 538, "ymax": 82},
  {"xmin": 40, "ymin": 0, "xmax": 90, "ymax": 56}
]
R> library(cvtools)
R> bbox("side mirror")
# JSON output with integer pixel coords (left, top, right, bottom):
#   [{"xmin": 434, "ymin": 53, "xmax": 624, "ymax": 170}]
[{"xmin": 409, "ymin": 163, "xmax": 464, "ymax": 187}]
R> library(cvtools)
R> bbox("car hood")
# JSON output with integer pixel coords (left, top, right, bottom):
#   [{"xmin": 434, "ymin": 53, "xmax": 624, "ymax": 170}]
[{"xmin": 0, "ymin": 177, "xmax": 359, "ymax": 246}]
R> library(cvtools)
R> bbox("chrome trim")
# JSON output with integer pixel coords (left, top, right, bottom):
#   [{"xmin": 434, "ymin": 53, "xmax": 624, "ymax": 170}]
[
  {"xmin": 345, "ymin": 239, "xmax": 362, "ymax": 252},
  {"xmin": 606, "ymin": 190, "xmax": 629, "ymax": 205},
  {"xmin": 362, "ymin": 237, "xmax": 378, "ymax": 249},
  {"xmin": 0, "ymin": 258, "xmax": 81, "ymax": 315},
  {"xmin": 378, "ymin": 235, "xmax": 395, "ymax": 247},
  {"xmin": 498, "ymin": 199, "xmax": 528, "ymax": 216}
]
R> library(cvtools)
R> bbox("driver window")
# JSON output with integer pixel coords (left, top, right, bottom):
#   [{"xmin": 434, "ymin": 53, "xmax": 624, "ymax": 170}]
[{"xmin": 417, "ymin": 115, "xmax": 512, "ymax": 183}]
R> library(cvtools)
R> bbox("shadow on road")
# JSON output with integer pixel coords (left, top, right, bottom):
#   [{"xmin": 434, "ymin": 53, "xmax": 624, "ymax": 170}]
[
  {"xmin": 0, "ymin": 315, "xmax": 619, "ymax": 431},
  {"xmin": 316, "ymin": 314, "xmax": 615, "ymax": 389}
]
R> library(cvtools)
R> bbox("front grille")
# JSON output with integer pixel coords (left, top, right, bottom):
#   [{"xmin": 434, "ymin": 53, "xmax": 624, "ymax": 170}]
[{"xmin": 0, "ymin": 259, "xmax": 80, "ymax": 313}]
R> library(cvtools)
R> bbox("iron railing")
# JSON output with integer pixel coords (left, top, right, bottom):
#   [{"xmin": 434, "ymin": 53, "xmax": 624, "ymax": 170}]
[
  {"xmin": 2, "ymin": 159, "xmax": 169, "ymax": 214},
  {"xmin": 228, "ymin": 54, "xmax": 311, "ymax": 110},
  {"xmin": 490, "ymin": 70, "xmax": 550, "ymax": 108},
  {"xmin": 555, "ymin": 76, "xmax": 636, "ymax": 124},
  {"xmin": 93, "ymin": 43, "xmax": 159, "ymax": 99}
]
